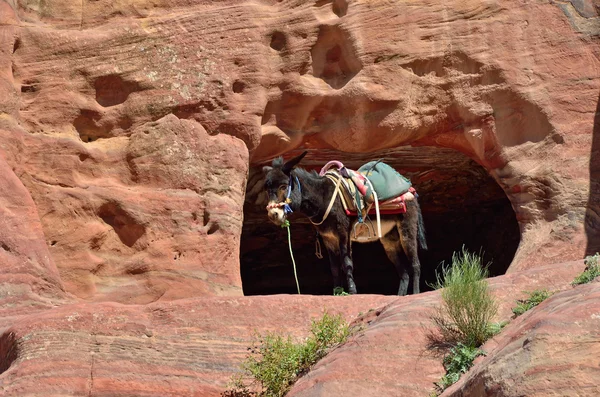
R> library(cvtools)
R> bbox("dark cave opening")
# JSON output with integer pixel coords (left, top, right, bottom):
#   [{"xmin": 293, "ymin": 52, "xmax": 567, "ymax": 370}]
[{"xmin": 241, "ymin": 147, "xmax": 521, "ymax": 296}]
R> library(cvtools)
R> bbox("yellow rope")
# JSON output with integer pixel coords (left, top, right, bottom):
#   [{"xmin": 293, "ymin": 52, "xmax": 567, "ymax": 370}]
[{"xmin": 282, "ymin": 220, "xmax": 301, "ymax": 294}]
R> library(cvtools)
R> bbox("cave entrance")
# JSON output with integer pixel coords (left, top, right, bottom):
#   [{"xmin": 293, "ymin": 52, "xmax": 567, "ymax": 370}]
[{"xmin": 241, "ymin": 147, "xmax": 520, "ymax": 295}]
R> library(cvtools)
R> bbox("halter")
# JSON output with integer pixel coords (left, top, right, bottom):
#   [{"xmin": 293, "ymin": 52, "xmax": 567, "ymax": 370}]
[{"xmin": 266, "ymin": 175, "xmax": 301, "ymax": 214}]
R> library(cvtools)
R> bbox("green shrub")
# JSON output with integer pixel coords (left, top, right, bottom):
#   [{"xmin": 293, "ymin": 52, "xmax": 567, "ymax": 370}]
[
  {"xmin": 572, "ymin": 253, "xmax": 600, "ymax": 285},
  {"xmin": 430, "ymin": 248, "xmax": 498, "ymax": 348},
  {"xmin": 333, "ymin": 287, "xmax": 349, "ymax": 296},
  {"xmin": 224, "ymin": 312, "xmax": 350, "ymax": 397},
  {"xmin": 434, "ymin": 343, "xmax": 485, "ymax": 393},
  {"xmin": 486, "ymin": 320, "xmax": 509, "ymax": 337},
  {"xmin": 429, "ymin": 248, "xmax": 498, "ymax": 396},
  {"xmin": 512, "ymin": 289, "xmax": 552, "ymax": 317}
]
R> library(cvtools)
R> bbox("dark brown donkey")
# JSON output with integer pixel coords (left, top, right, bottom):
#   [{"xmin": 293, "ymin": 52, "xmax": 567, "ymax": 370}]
[{"xmin": 263, "ymin": 152, "xmax": 427, "ymax": 295}]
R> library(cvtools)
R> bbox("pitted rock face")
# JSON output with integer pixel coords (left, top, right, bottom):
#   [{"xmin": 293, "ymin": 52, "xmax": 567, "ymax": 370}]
[{"xmin": 2, "ymin": 0, "xmax": 597, "ymax": 301}]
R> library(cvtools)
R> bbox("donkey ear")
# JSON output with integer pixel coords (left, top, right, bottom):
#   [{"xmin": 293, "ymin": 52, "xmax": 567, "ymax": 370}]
[
  {"xmin": 262, "ymin": 165, "xmax": 273, "ymax": 175},
  {"xmin": 282, "ymin": 151, "xmax": 308, "ymax": 174}
]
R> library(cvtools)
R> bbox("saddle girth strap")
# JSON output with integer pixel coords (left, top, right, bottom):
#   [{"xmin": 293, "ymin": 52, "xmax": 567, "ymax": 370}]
[{"xmin": 310, "ymin": 175, "xmax": 343, "ymax": 226}]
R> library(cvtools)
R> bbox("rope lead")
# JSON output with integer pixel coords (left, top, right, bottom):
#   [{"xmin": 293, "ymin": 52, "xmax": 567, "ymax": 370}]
[{"xmin": 282, "ymin": 220, "xmax": 301, "ymax": 294}]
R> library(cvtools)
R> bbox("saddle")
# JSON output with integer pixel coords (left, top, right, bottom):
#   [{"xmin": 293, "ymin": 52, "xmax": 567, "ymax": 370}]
[{"xmin": 319, "ymin": 160, "xmax": 416, "ymax": 237}]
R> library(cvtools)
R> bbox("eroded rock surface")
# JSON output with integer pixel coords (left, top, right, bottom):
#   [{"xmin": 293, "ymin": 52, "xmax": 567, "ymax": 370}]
[
  {"xmin": 287, "ymin": 260, "xmax": 585, "ymax": 397},
  {"xmin": 0, "ymin": 295, "xmax": 396, "ymax": 396},
  {"xmin": 445, "ymin": 278, "xmax": 600, "ymax": 397}
]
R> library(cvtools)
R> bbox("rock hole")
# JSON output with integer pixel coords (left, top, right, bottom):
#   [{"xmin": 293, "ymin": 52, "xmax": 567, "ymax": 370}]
[
  {"xmin": 241, "ymin": 147, "xmax": 520, "ymax": 295},
  {"xmin": 0, "ymin": 243, "xmax": 10, "ymax": 252},
  {"xmin": 270, "ymin": 31, "xmax": 287, "ymax": 51},
  {"xmin": 400, "ymin": 52, "xmax": 504, "ymax": 83},
  {"xmin": 232, "ymin": 80, "xmax": 246, "ymax": 93},
  {"xmin": 20, "ymin": 84, "xmax": 36, "ymax": 93},
  {"xmin": 172, "ymin": 100, "xmax": 216, "ymax": 119},
  {"xmin": 50, "ymin": 241, "xmax": 57, "ymax": 246},
  {"xmin": 94, "ymin": 74, "xmax": 142, "ymax": 107},
  {"xmin": 332, "ymin": 0, "xmax": 348, "ymax": 17},
  {"xmin": 207, "ymin": 223, "xmax": 220, "ymax": 235},
  {"xmin": 118, "ymin": 115, "xmax": 133, "ymax": 131},
  {"xmin": 126, "ymin": 263, "xmax": 149, "ymax": 275},
  {"xmin": 12, "ymin": 38, "xmax": 20, "ymax": 54},
  {"xmin": 314, "ymin": 0, "xmax": 348, "ymax": 19},
  {"xmin": 74, "ymin": 109, "xmax": 110, "ymax": 142},
  {"xmin": 552, "ymin": 133, "xmax": 565, "ymax": 144},
  {"xmin": 89, "ymin": 234, "xmax": 106, "ymax": 251},
  {"xmin": 80, "ymin": 136, "xmax": 95, "ymax": 143},
  {"xmin": 311, "ymin": 25, "xmax": 362, "ymax": 89},
  {"xmin": 97, "ymin": 202, "xmax": 145, "ymax": 247},
  {"xmin": 487, "ymin": 89, "xmax": 553, "ymax": 146},
  {"xmin": 0, "ymin": 331, "xmax": 18, "ymax": 375},
  {"xmin": 79, "ymin": 153, "xmax": 90, "ymax": 162}
]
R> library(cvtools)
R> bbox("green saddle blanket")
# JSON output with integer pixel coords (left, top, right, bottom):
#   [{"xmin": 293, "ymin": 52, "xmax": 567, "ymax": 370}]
[{"xmin": 357, "ymin": 160, "xmax": 412, "ymax": 202}]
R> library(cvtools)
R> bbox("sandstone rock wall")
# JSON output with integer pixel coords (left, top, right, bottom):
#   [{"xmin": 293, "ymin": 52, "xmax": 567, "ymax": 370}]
[{"xmin": 1, "ymin": 1, "xmax": 251, "ymax": 302}]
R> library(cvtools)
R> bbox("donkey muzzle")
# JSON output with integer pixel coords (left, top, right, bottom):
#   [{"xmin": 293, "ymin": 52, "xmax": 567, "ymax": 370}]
[{"xmin": 266, "ymin": 202, "xmax": 286, "ymax": 225}]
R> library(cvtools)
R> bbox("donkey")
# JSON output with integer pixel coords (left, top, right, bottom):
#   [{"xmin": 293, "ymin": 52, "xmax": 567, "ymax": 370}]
[{"xmin": 263, "ymin": 151, "xmax": 427, "ymax": 296}]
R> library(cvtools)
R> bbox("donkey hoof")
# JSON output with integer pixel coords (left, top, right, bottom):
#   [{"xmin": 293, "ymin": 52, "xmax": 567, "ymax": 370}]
[{"xmin": 348, "ymin": 280, "xmax": 357, "ymax": 295}]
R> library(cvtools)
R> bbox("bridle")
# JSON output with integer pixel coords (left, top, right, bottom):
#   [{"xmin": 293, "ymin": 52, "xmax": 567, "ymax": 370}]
[
  {"xmin": 265, "ymin": 174, "xmax": 301, "ymax": 215},
  {"xmin": 264, "ymin": 171, "xmax": 342, "ymax": 227}
]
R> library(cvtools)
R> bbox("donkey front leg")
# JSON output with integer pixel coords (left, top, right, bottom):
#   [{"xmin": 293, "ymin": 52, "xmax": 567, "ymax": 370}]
[
  {"xmin": 320, "ymin": 232, "xmax": 347, "ymax": 295},
  {"xmin": 326, "ymin": 248, "xmax": 344, "ymax": 293}
]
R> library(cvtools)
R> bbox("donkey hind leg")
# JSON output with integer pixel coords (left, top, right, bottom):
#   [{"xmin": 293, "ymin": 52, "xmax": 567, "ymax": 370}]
[
  {"xmin": 381, "ymin": 230, "xmax": 410, "ymax": 296},
  {"xmin": 398, "ymin": 218, "xmax": 421, "ymax": 294},
  {"xmin": 339, "ymin": 236, "xmax": 357, "ymax": 294}
]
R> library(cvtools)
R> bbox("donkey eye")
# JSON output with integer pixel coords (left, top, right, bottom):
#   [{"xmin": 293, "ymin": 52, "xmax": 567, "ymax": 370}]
[{"xmin": 278, "ymin": 185, "xmax": 287, "ymax": 192}]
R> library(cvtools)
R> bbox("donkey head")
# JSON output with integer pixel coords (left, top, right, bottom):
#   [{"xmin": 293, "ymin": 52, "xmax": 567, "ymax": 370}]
[{"xmin": 263, "ymin": 151, "xmax": 307, "ymax": 225}]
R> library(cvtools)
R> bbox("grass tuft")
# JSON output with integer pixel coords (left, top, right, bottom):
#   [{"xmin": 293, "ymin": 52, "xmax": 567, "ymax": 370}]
[
  {"xmin": 223, "ymin": 312, "xmax": 350, "ymax": 397},
  {"xmin": 333, "ymin": 287, "xmax": 349, "ymax": 296},
  {"xmin": 428, "ymin": 248, "xmax": 498, "ymax": 396},
  {"xmin": 430, "ymin": 247, "xmax": 498, "ymax": 348},
  {"xmin": 512, "ymin": 289, "xmax": 552, "ymax": 317},
  {"xmin": 572, "ymin": 253, "xmax": 600, "ymax": 286},
  {"xmin": 486, "ymin": 320, "xmax": 509, "ymax": 337}
]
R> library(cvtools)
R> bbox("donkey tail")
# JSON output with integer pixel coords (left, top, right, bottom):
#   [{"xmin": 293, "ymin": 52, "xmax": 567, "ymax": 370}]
[{"xmin": 416, "ymin": 201, "xmax": 428, "ymax": 250}]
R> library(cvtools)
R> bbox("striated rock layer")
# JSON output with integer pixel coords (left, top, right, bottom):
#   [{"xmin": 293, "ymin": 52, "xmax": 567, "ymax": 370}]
[
  {"xmin": 0, "ymin": 260, "xmax": 585, "ymax": 396},
  {"xmin": 287, "ymin": 260, "xmax": 586, "ymax": 397},
  {"xmin": 444, "ymin": 279, "xmax": 600, "ymax": 397},
  {"xmin": 0, "ymin": 295, "xmax": 397, "ymax": 396}
]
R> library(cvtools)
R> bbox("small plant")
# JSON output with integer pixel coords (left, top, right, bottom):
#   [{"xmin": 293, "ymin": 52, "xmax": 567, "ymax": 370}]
[
  {"xmin": 430, "ymin": 247, "xmax": 498, "ymax": 348},
  {"xmin": 512, "ymin": 289, "xmax": 553, "ymax": 317},
  {"xmin": 487, "ymin": 320, "xmax": 509, "ymax": 337},
  {"xmin": 224, "ymin": 312, "xmax": 350, "ymax": 397},
  {"xmin": 434, "ymin": 343, "xmax": 485, "ymax": 393},
  {"xmin": 572, "ymin": 253, "xmax": 600, "ymax": 285},
  {"xmin": 333, "ymin": 287, "xmax": 349, "ymax": 296}
]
